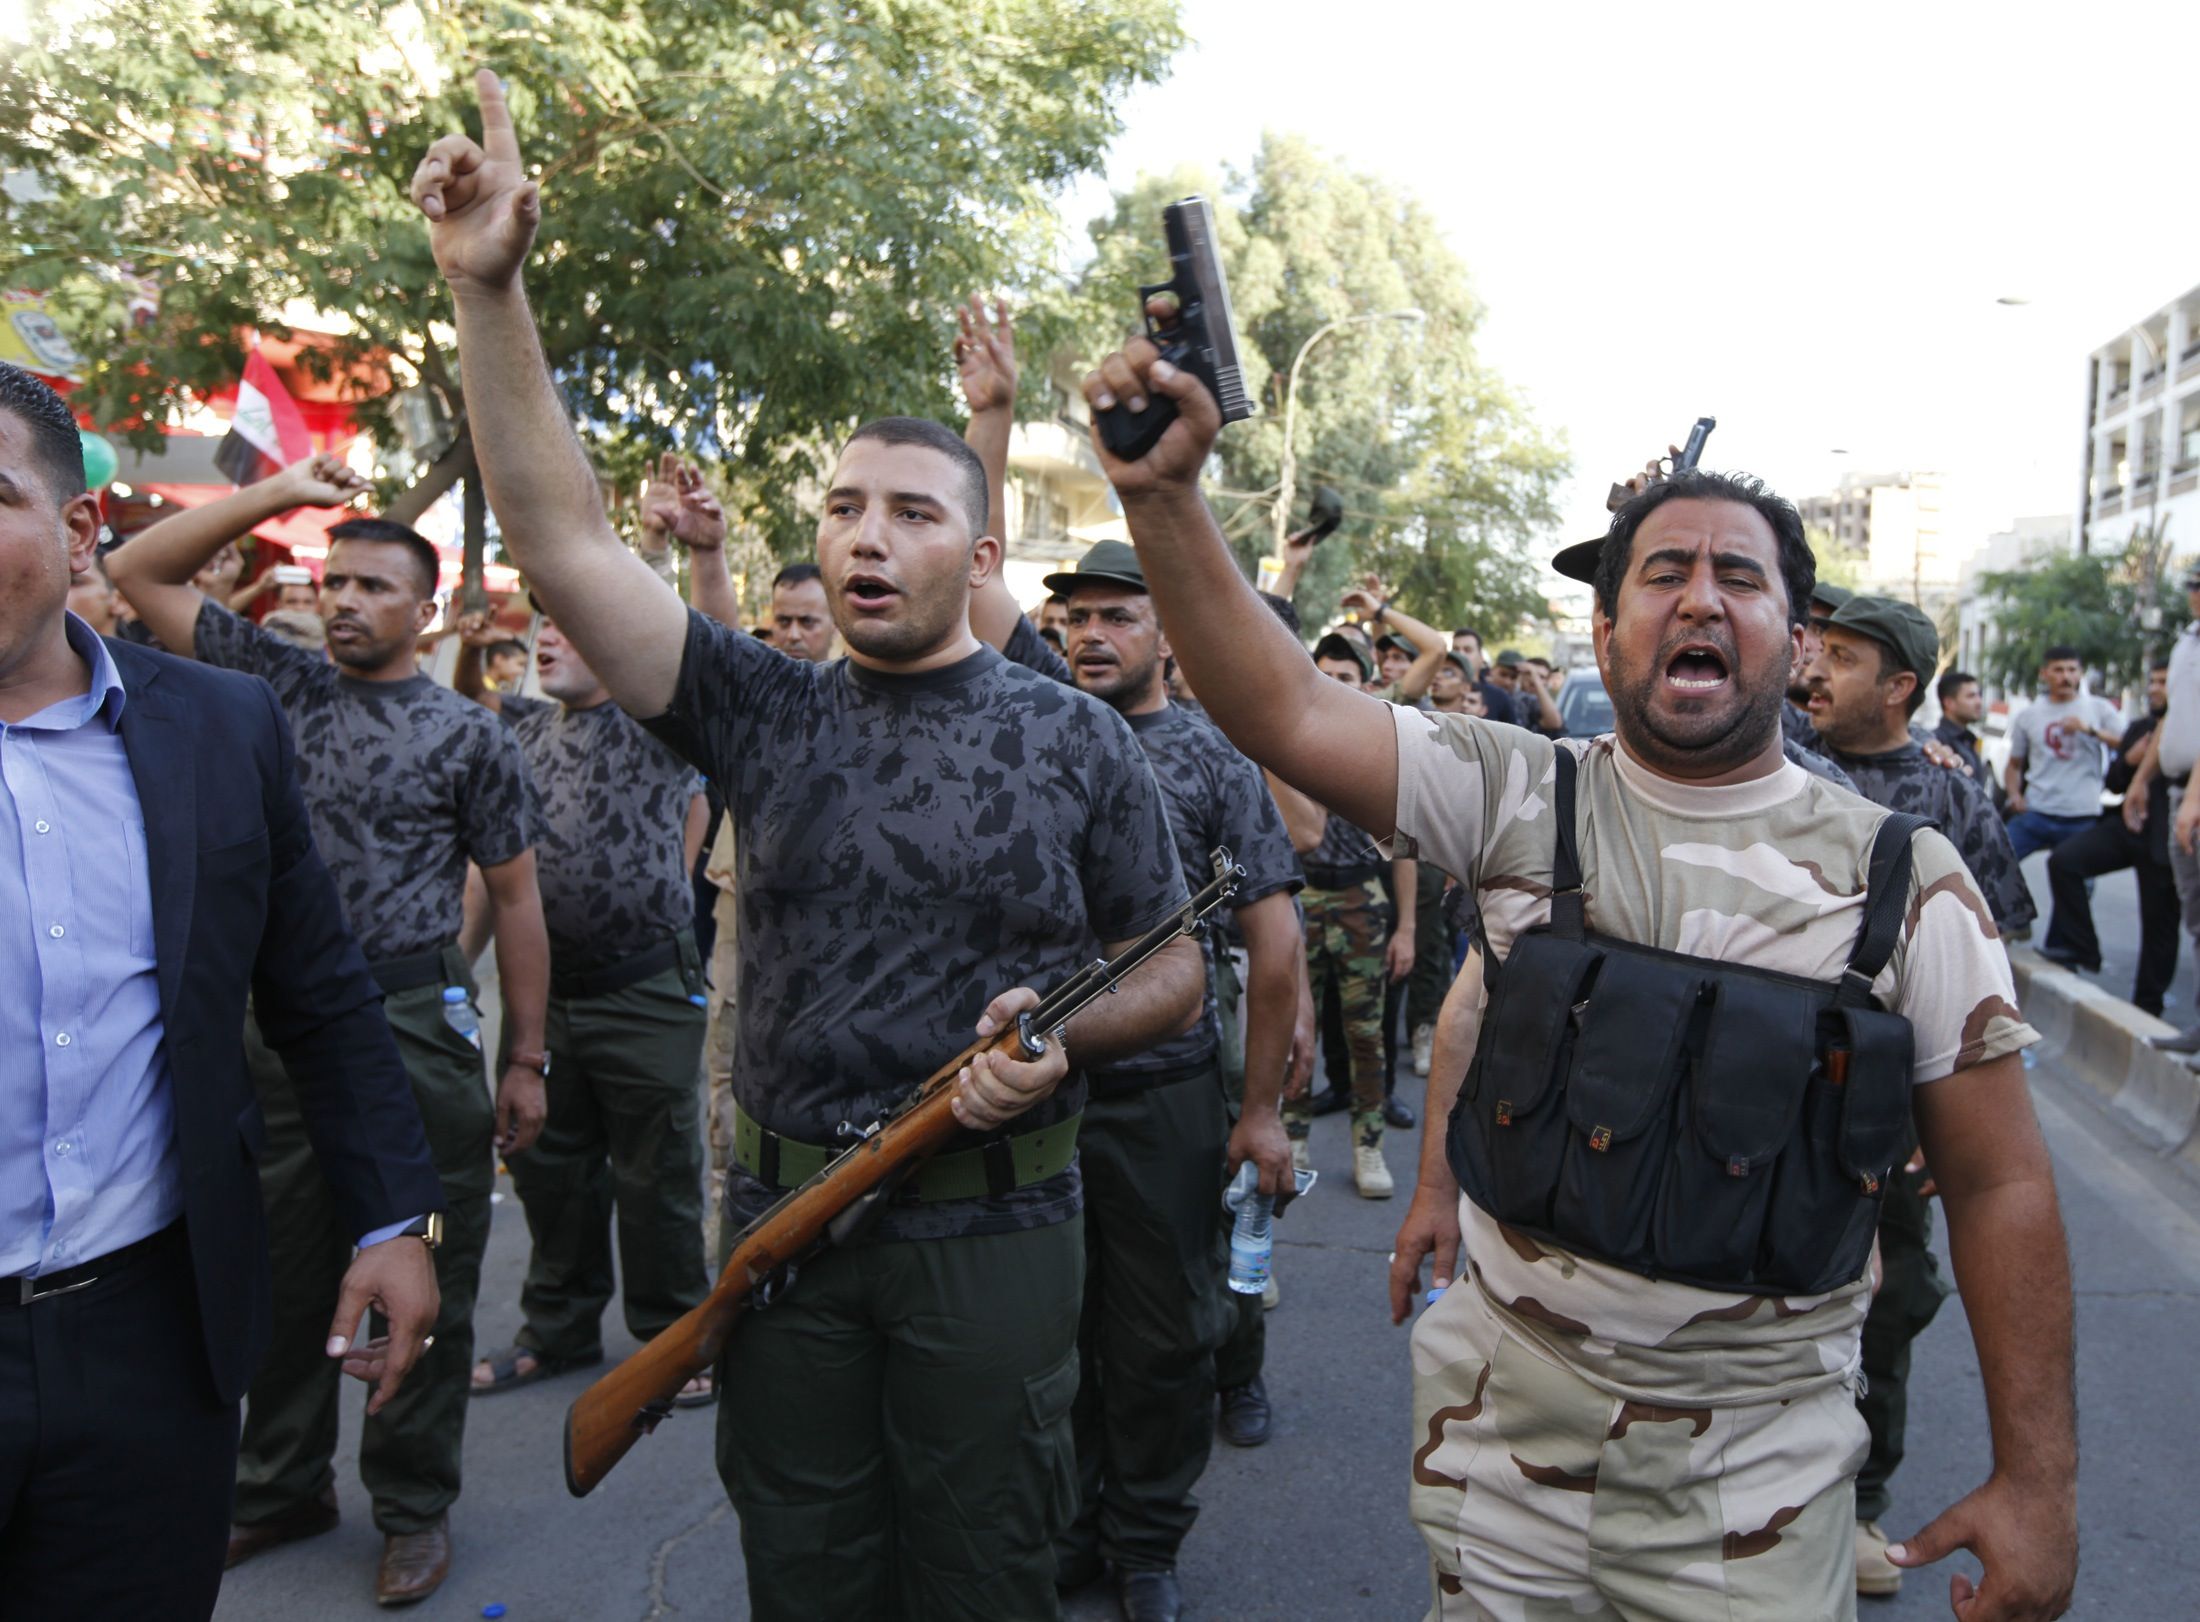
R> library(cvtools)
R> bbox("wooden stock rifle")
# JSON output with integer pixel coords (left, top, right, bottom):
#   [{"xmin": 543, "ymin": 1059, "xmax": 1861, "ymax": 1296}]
[{"xmin": 563, "ymin": 847, "xmax": 1248, "ymax": 1496}]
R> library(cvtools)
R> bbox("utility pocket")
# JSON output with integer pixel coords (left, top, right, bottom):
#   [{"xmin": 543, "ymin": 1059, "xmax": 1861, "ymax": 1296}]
[
  {"xmin": 1655, "ymin": 975, "xmax": 1817, "ymax": 1284},
  {"xmin": 1451, "ymin": 932, "xmax": 1598, "ymax": 1231},
  {"xmin": 1021, "ymin": 1346, "xmax": 1083, "ymax": 1536},
  {"xmin": 1551, "ymin": 950, "xmax": 1697, "ymax": 1269},
  {"xmin": 1761, "ymin": 1008, "xmax": 1914, "ymax": 1295}
]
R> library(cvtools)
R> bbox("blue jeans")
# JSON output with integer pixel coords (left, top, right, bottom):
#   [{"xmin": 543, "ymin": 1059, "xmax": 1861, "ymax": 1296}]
[{"xmin": 2008, "ymin": 809, "xmax": 2098, "ymax": 950}]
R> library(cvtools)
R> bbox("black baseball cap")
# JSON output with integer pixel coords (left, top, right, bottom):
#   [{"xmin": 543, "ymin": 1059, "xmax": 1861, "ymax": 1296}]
[
  {"xmin": 1552, "ymin": 535, "xmax": 1604, "ymax": 585},
  {"xmin": 1311, "ymin": 632, "xmax": 1373, "ymax": 679},
  {"xmin": 1823, "ymin": 594, "xmax": 1938, "ymax": 686},
  {"xmin": 1042, "ymin": 538, "xmax": 1146, "ymax": 597}
]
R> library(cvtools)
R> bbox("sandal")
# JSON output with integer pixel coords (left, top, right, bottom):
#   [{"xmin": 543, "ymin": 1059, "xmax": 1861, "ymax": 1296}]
[
  {"xmin": 673, "ymin": 1370, "xmax": 717, "ymax": 1410},
  {"xmin": 469, "ymin": 1344, "xmax": 602, "ymax": 1397}
]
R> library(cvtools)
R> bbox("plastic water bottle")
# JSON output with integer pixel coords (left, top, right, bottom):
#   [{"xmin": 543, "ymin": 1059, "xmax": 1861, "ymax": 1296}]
[
  {"xmin": 442, "ymin": 986, "xmax": 481, "ymax": 1049},
  {"xmin": 1223, "ymin": 1162, "xmax": 1274, "ymax": 1297}
]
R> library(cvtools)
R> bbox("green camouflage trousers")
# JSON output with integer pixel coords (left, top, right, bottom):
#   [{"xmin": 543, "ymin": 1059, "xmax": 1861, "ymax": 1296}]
[
  {"xmin": 1409, "ymin": 1250, "xmax": 1865, "ymax": 1620},
  {"xmin": 1288, "ymin": 877, "xmax": 1388, "ymax": 1146}
]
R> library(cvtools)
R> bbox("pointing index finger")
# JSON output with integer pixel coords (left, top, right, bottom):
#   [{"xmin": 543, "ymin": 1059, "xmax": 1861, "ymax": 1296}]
[{"xmin": 475, "ymin": 67, "xmax": 522, "ymax": 166}]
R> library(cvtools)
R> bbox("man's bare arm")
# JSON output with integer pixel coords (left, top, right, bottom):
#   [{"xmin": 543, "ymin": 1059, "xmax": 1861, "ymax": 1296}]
[
  {"xmin": 2123, "ymin": 725, "xmax": 2161, "ymax": 834},
  {"xmin": 683, "ymin": 792, "xmax": 710, "ymax": 872},
  {"xmin": 1085, "ymin": 324, "xmax": 1398, "ymax": 837},
  {"xmin": 1264, "ymin": 769, "xmax": 1329, "ymax": 855},
  {"xmin": 478, "ymin": 851, "xmax": 551, "ymax": 1156},
  {"xmin": 1347, "ymin": 587, "xmax": 1446, "ymax": 703},
  {"xmin": 1061, "ymin": 933, "xmax": 1205, "ymax": 1068},
  {"xmin": 954, "ymin": 295, "xmax": 1024, "ymax": 651},
  {"xmin": 413, "ymin": 72, "xmax": 688, "ymax": 716},
  {"xmin": 1389, "ymin": 951, "xmax": 1480, "ymax": 1322},
  {"xmin": 1230, "ymin": 893, "xmax": 1301, "ymax": 1196},
  {"xmin": 1892, "ymin": 1052, "xmax": 2077, "ymax": 1617},
  {"xmin": 106, "ymin": 455, "xmax": 367, "ymax": 655}
]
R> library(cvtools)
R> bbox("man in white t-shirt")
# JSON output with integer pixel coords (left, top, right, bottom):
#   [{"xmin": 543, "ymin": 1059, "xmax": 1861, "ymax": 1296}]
[
  {"xmin": 2004, "ymin": 645, "xmax": 2124, "ymax": 952},
  {"xmin": 1077, "ymin": 324, "xmax": 2076, "ymax": 1621}
]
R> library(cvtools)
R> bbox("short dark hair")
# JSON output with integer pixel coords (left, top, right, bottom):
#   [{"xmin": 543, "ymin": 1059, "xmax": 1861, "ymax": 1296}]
[
  {"xmin": 2041, "ymin": 644, "xmax": 2081, "ymax": 666},
  {"xmin": 1935, "ymin": 669, "xmax": 1977, "ymax": 704},
  {"xmin": 1874, "ymin": 644, "xmax": 1928, "ymax": 718},
  {"xmin": 486, "ymin": 638, "xmax": 526, "ymax": 663},
  {"xmin": 772, "ymin": 561, "xmax": 822, "ymax": 591},
  {"xmin": 1590, "ymin": 468, "xmax": 1814, "ymax": 629},
  {"xmin": 326, "ymin": 516, "xmax": 441, "ymax": 599},
  {"xmin": 1045, "ymin": 592, "xmax": 1069, "ymax": 607},
  {"xmin": 1258, "ymin": 591, "xmax": 1302, "ymax": 636},
  {"xmin": 0, "ymin": 361, "xmax": 89, "ymax": 502},
  {"xmin": 842, "ymin": 417, "xmax": 988, "ymax": 537},
  {"xmin": 2152, "ymin": 657, "xmax": 2172, "ymax": 674},
  {"xmin": 1451, "ymin": 626, "xmax": 1481, "ymax": 643}
]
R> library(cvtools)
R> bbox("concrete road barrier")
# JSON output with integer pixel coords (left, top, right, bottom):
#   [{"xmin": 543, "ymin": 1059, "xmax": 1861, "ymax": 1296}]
[{"xmin": 2008, "ymin": 947, "xmax": 2200, "ymax": 1177}]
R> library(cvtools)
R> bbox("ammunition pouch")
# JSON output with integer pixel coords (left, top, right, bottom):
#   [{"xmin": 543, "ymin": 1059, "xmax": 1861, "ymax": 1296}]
[{"xmin": 1447, "ymin": 748, "xmax": 1926, "ymax": 1297}]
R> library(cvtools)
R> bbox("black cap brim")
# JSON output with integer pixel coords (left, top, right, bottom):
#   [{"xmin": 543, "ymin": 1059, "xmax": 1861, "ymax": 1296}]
[
  {"xmin": 1553, "ymin": 538, "xmax": 1603, "ymax": 584},
  {"xmin": 1042, "ymin": 568, "xmax": 1148, "ymax": 597}
]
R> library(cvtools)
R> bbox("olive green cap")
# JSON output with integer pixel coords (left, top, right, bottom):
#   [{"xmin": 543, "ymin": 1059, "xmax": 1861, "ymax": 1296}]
[
  {"xmin": 1376, "ymin": 631, "xmax": 1419, "ymax": 658},
  {"xmin": 1809, "ymin": 581, "xmax": 1852, "ymax": 615},
  {"xmin": 1824, "ymin": 593, "xmax": 1938, "ymax": 685},
  {"xmin": 1041, "ymin": 538, "xmax": 1146, "ymax": 597}
]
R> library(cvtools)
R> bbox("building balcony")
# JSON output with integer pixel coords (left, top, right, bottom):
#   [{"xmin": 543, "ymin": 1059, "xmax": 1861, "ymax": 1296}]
[
  {"xmin": 2107, "ymin": 386, "xmax": 2131, "ymax": 412},
  {"xmin": 2140, "ymin": 371, "xmax": 2166, "ymax": 401},
  {"xmin": 2096, "ymin": 494, "xmax": 2125, "ymax": 518},
  {"xmin": 2171, "ymin": 470, "xmax": 2199, "ymax": 499}
]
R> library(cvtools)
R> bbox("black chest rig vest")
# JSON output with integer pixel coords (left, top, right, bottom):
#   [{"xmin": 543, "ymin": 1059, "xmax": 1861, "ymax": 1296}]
[{"xmin": 1447, "ymin": 749, "xmax": 1928, "ymax": 1297}]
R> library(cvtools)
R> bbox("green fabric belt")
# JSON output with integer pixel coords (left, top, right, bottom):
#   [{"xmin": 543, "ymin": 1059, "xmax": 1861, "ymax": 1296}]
[{"xmin": 729, "ymin": 1103, "xmax": 1081, "ymax": 1203}]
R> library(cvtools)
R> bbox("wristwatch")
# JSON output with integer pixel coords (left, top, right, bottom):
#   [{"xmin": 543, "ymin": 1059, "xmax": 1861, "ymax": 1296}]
[
  {"xmin": 398, "ymin": 1213, "xmax": 445, "ymax": 1252},
  {"xmin": 509, "ymin": 1048, "xmax": 552, "ymax": 1079}
]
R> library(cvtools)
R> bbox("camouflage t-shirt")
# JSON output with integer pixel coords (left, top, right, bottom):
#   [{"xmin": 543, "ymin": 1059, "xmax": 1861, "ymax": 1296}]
[
  {"xmin": 642, "ymin": 610, "xmax": 1188, "ymax": 1242},
  {"xmin": 496, "ymin": 694, "xmax": 702, "ymax": 970},
  {"xmin": 194, "ymin": 600, "xmax": 538, "ymax": 962},
  {"xmin": 1824, "ymin": 740, "xmax": 2036, "ymax": 934},
  {"xmin": 1386, "ymin": 710, "xmax": 2038, "ymax": 1406},
  {"xmin": 1089, "ymin": 702, "xmax": 1302, "ymax": 1086}
]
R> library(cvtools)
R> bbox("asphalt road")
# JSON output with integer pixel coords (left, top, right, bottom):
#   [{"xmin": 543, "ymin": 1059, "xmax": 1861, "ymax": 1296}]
[
  {"xmin": 2015, "ymin": 834, "xmax": 2197, "ymax": 1022},
  {"xmin": 213, "ymin": 1016, "xmax": 2200, "ymax": 1620}
]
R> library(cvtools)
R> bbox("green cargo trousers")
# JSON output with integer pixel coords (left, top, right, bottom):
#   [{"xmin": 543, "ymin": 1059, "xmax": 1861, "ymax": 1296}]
[
  {"xmin": 716, "ymin": 1219, "xmax": 1084, "ymax": 1622},
  {"xmin": 1856, "ymin": 1157, "xmax": 1949, "ymax": 1523},
  {"xmin": 498, "ymin": 947, "xmax": 710, "ymax": 1363},
  {"xmin": 232, "ymin": 950, "xmax": 494, "ymax": 1535},
  {"xmin": 1404, "ymin": 861, "xmax": 1453, "ymax": 1037},
  {"xmin": 1212, "ymin": 948, "xmax": 1262, "ymax": 1391},
  {"xmin": 1057, "ymin": 1066, "xmax": 1234, "ymax": 1576}
]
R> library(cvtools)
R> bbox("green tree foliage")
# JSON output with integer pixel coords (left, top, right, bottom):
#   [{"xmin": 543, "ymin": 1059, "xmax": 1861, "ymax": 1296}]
[
  {"xmin": 1063, "ymin": 135, "xmax": 1567, "ymax": 636},
  {"xmin": 3, "ymin": 0, "xmax": 1182, "ymax": 574},
  {"xmin": 1973, "ymin": 545, "xmax": 2183, "ymax": 696}
]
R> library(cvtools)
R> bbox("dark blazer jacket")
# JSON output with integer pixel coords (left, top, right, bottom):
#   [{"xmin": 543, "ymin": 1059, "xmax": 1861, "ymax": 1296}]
[{"xmin": 107, "ymin": 638, "xmax": 443, "ymax": 1403}]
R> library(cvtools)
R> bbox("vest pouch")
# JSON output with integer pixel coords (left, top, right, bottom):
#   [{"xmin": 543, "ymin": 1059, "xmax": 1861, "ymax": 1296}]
[
  {"xmin": 1551, "ymin": 949, "xmax": 1700, "ymax": 1270},
  {"xmin": 1759, "ymin": 1008, "xmax": 1914, "ymax": 1295},
  {"xmin": 1653, "ymin": 974, "xmax": 1818, "ymax": 1284},
  {"xmin": 1450, "ymin": 931, "xmax": 1600, "ymax": 1230}
]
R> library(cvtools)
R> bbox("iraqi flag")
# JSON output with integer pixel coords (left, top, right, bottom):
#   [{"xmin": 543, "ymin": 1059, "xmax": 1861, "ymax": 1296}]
[{"xmin": 214, "ymin": 348, "xmax": 314, "ymax": 486}]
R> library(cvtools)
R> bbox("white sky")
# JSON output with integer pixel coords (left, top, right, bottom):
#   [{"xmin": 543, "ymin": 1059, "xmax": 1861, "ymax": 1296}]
[{"xmin": 1061, "ymin": 0, "xmax": 2200, "ymax": 564}]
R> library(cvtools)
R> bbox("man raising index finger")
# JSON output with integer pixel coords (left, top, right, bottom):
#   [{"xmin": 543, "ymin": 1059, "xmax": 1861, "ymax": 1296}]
[{"xmin": 414, "ymin": 72, "xmax": 1207, "ymax": 1622}]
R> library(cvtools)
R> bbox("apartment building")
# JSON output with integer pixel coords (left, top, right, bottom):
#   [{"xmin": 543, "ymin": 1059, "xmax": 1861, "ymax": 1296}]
[{"xmin": 2079, "ymin": 281, "xmax": 2200, "ymax": 557}]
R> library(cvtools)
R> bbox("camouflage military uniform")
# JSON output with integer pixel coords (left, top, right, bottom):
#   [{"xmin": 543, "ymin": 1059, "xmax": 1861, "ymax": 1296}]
[
  {"xmin": 195, "ymin": 601, "xmax": 542, "ymax": 1537},
  {"xmin": 1388, "ymin": 715, "xmax": 2037, "ymax": 1618},
  {"xmin": 493, "ymin": 694, "xmax": 709, "ymax": 1369},
  {"xmin": 1289, "ymin": 811, "xmax": 1391, "ymax": 1149},
  {"xmin": 642, "ymin": 610, "xmax": 1186, "ymax": 1622}
]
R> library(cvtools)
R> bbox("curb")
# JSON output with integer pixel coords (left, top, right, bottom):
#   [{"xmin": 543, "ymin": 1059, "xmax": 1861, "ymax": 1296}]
[{"xmin": 2008, "ymin": 947, "xmax": 2200, "ymax": 1176}]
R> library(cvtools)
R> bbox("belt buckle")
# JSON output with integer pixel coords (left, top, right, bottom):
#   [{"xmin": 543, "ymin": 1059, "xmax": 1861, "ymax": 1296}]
[{"xmin": 19, "ymin": 1269, "xmax": 100, "ymax": 1305}]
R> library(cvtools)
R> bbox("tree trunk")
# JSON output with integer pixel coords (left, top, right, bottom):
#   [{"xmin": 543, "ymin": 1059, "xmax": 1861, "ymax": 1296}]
[
  {"xmin": 385, "ymin": 425, "xmax": 475, "ymax": 527},
  {"xmin": 460, "ymin": 467, "xmax": 490, "ymax": 614}
]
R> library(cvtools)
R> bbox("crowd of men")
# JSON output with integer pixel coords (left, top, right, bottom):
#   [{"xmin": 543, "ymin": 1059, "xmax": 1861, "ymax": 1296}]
[{"xmin": 0, "ymin": 66, "xmax": 2116, "ymax": 1622}]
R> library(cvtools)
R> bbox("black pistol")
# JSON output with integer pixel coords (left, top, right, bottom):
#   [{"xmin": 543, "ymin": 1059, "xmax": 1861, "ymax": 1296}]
[
  {"xmin": 1096, "ymin": 196, "xmax": 1253, "ymax": 461},
  {"xmin": 1607, "ymin": 416, "xmax": 1715, "ymax": 512}
]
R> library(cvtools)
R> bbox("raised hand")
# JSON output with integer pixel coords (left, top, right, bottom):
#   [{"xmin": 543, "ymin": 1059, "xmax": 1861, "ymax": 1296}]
[
  {"xmin": 272, "ymin": 452, "xmax": 371, "ymax": 509},
  {"xmin": 954, "ymin": 294, "xmax": 1020, "ymax": 415},
  {"xmin": 452, "ymin": 608, "xmax": 506, "ymax": 649},
  {"xmin": 410, "ymin": 69, "xmax": 540, "ymax": 293},
  {"xmin": 1084, "ymin": 294, "xmax": 1221, "ymax": 500},
  {"xmin": 641, "ymin": 453, "xmax": 728, "ymax": 552}
]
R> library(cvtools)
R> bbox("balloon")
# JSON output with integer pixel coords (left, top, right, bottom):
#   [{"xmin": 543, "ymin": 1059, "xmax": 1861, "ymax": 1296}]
[{"xmin": 80, "ymin": 430, "xmax": 119, "ymax": 492}]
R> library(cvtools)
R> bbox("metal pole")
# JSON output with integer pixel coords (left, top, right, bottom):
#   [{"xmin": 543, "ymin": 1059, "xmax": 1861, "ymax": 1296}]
[{"xmin": 1270, "ymin": 309, "xmax": 1426, "ymax": 555}]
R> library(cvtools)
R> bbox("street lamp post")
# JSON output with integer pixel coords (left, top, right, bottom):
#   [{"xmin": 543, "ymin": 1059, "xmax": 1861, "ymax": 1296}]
[{"xmin": 1271, "ymin": 308, "xmax": 1426, "ymax": 556}]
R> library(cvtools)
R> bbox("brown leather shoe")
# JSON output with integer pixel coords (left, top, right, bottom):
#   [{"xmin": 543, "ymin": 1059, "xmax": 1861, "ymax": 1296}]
[
  {"xmin": 224, "ymin": 1486, "xmax": 339, "ymax": 1569},
  {"xmin": 375, "ymin": 1516, "xmax": 452, "ymax": 1607}
]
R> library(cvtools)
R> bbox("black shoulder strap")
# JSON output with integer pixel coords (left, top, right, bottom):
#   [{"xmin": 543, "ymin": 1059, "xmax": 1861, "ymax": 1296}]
[
  {"xmin": 1836, "ymin": 811, "xmax": 1929, "ymax": 1007},
  {"xmin": 1548, "ymin": 746, "xmax": 1585, "ymax": 940}
]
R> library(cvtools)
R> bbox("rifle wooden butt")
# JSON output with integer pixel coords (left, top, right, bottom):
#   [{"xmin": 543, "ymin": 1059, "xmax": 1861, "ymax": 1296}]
[{"xmin": 564, "ymin": 1299, "xmax": 740, "ymax": 1497}]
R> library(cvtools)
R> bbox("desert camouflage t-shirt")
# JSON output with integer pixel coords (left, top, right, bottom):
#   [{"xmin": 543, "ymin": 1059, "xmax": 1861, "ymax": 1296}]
[
  {"xmin": 497, "ymin": 694, "xmax": 702, "ymax": 970},
  {"xmin": 1386, "ymin": 710, "xmax": 2038, "ymax": 1406},
  {"xmin": 643, "ymin": 610, "xmax": 1188, "ymax": 1242},
  {"xmin": 1089, "ymin": 703, "xmax": 1302, "ymax": 1086},
  {"xmin": 194, "ymin": 600, "xmax": 538, "ymax": 962}
]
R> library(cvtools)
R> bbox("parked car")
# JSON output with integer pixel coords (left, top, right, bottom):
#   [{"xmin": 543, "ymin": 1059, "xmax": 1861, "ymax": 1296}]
[{"xmin": 1555, "ymin": 667, "xmax": 1613, "ymax": 738}]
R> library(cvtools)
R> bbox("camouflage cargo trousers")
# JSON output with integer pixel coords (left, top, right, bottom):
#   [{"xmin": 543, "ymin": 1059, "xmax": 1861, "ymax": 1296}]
[
  {"xmin": 1409, "ymin": 1238, "xmax": 1865, "ymax": 1620},
  {"xmin": 1287, "ymin": 877, "xmax": 1389, "ymax": 1146}
]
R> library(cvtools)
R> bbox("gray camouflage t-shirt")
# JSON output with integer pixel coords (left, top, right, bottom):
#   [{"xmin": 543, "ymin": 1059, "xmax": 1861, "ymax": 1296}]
[
  {"xmin": 497, "ymin": 694, "xmax": 702, "ymax": 970},
  {"xmin": 643, "ymin": 610, "xmax": 1188, "ymax": 1242},
  {"xmin": 194, "ymin": 599, "xmax": 538, "ymax": 961},
  {"xmin": 1090, "ymin": 703, "xmax": 1302, "ymax": 1086}
]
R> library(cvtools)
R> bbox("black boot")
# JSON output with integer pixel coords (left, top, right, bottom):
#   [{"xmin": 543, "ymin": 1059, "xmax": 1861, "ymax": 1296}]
[
  {"xmin": 1217, "ymin": 1376, "xmax": 1271, "ymax": 1447},
  {"xmin": 1117, "ymin": 1568, "xmax": 1183, "ymax": 1622}
]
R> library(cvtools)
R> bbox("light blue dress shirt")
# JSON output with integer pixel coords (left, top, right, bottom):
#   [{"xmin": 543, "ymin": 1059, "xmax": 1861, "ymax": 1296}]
[{"xmin": 2, "ymin": 616, "xmax": 410, "ymax": 1279}]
